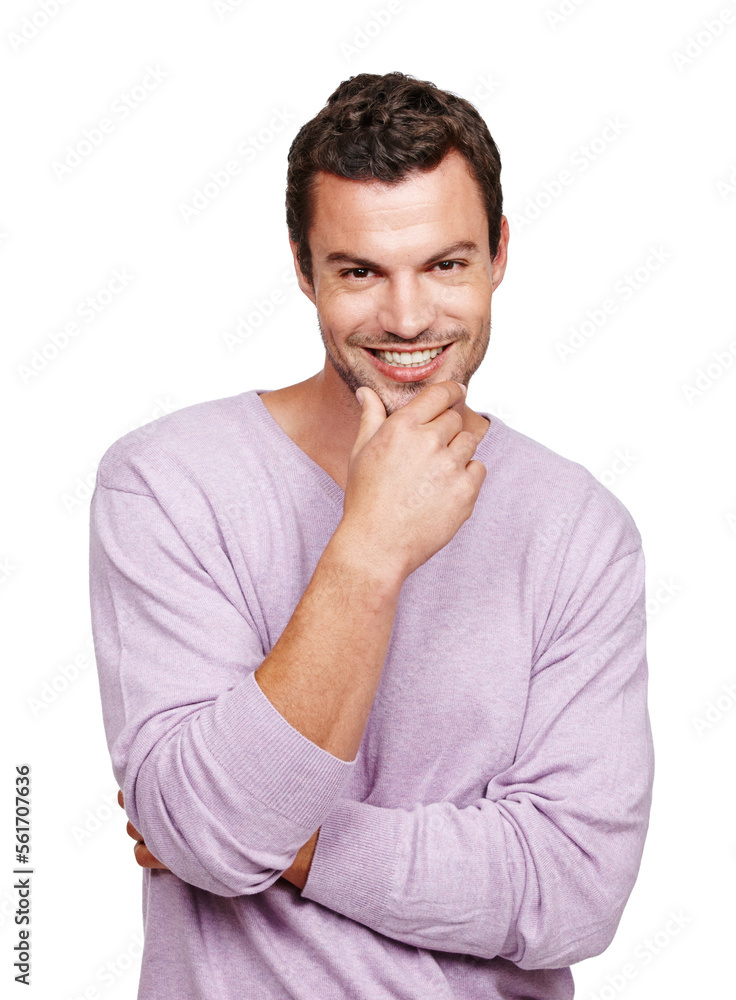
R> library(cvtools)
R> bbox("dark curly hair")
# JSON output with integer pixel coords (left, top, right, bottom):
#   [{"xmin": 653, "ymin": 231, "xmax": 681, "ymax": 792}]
[{"xmin": 285, "ymin": 71, "xmax": 503, "ymax": 287}]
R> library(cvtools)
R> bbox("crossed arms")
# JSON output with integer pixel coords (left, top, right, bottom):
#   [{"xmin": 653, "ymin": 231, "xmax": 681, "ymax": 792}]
[
  {"xmin": 90, "ymin": 466, "xmax": 654, "ymax": 970},
  {"xmin": 117, "ymin": 788, "xmax": 317, "ymax": 889}
]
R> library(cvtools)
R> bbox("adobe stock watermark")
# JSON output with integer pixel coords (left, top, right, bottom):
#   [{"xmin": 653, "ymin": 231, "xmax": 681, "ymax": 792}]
[
  {"xmin": 691, "ymin": 681, "xmax": 736, "ymax": 737},
  {"xmin": 512, "ymin": 117, "xmax": 628, "ymax": 232},
  {"xmin": 405, "ymin": 473, "xmax": 443, "ymax": 514},
  {"xmin": 727, "ymin": 503, "xmax": 736, "ymax": 535},
  {"xmin": 555, "ymin": 246, "xmax": 672, "ymax": 361},
  {"xmin": 645, "ymin": 576, "xmax": 682, "ymax": 620},
  {"xmin": 66, "ymin": 931, "xmax": 144, "ymax": 1000},
  {"xmin": 486, "ymin": 400, "xmax": 512, "ymax": 423},
  {"xmin": 17, "ymin": 268, "xmax": 134, "ymax": 385},
  {"xmin": 7, "ymin": 0, "xmax": 73, "ymax": 52},
  {"xmin": 0, "ymin": 556, "xmax": 18, "ymax": 586},
  {"xmin": 680, "ymin": 337, "xmax": 736, "ymax": 403},
  {"xmin": 51, "ymin": 65, "xmax": 169, "ymax": 180},
  {"xmin": 178, "ymin": 107, "xmax": 295, "ymax": 223},
  {"xmin": 672, "ymin": 2, "xmax": 736, "ymax": 73},
  {"xmin": 0, "ymin": 886, "xmax": 18, "ymax": 930},
  {"xmin": 534, "ymin": 586, "xmax": 645, "ymax": 673},
  {"xmin": 545, "ymin": 0, "xmax": 591, "ymax": 30},
  {"xmin": 533, "ymin": 504, "xmax": 577, "ymax": 558},
  {"xmin": 587, "ymin": 908, "xmax": 693, "ymax": 1000},
  {"xmin": 71, "ymin": 789, "xmax": 121, "ymax": 847},
  {"xmin": 468, "ymin": 73, "xmax": 502, "ymax": 106},
  {"xmin": 119, "ymin": 396, "xmax": 184, "ymax": 451},
  {"xmin": 27, "ymin": 634, "xmax": 95, "ymax": 719},
  {"xmin": 61, "ymin": 397, "xmax": 179, "ymax": 514},
  {"xmin": 62, "ymin": 469, "xmax": 98, "ymax": 516},
  {"xmin": 596, "ymin": 449, "xmax": 638, "ymax": 489},
  {"xmin": 716, "ymin": 161, "xmax": 736, "ymax": 201},
  {"xmin": 222, "ymin": 267, "xmax": 299, "ymax": 352},
  {"xmin": 340, "ymin": 0, "xmax": 417, "ymax": 62},
  {"xmin": 211, "ymin": 0, "xmax": 247, "ymax": 20}
]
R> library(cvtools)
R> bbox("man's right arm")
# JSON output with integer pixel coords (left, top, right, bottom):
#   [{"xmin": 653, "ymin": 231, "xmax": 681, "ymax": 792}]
[
  {"xmin": 90, "ymin": 382, "xmax": 483, "ymax": 896},
  {"xmin": 253, "ymin": 525, "xmax": 402, "ymax": 765},
  {"xmin": 90, "ymin": 479, "xmax": 364, "ymax": 897},
  {"xmin": 253, "ymin": 381, "xmax": 485, "ymax": 765}
]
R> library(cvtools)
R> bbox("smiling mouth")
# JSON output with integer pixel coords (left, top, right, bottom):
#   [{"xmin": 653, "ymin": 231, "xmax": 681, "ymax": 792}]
[{"xmin": 367, "ymin": 344, "xmax": 451, "ymax": 367}]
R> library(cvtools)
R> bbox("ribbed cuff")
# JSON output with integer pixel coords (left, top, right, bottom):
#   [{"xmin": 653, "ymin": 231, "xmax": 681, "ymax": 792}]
[
  {"xmin": 300, "ymin": 797, "xmax": 405, "ymax": 926},
  {"xmin": 199, "ymin": 669, "xmax": 355, "ymax": 830}
]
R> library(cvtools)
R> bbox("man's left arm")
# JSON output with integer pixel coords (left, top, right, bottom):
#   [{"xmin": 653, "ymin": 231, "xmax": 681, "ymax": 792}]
[{"xmin": 299, "ymin": 532, "xmax": 655, "ymax": 970}]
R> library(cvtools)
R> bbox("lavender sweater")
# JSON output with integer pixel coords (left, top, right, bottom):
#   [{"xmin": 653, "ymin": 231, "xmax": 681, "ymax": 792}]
[{"xmin": 89, "ymin": 388, "xmax": 654, "ymax": 999}]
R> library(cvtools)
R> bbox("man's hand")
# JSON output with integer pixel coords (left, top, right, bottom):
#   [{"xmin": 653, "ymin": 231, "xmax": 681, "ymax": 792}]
[
  {"xmin": 342, "ymin": 381, "xmax": 486, "ymax": 582},
  {"xmin": 280, "ymin": 827, "xmax": 320, "ymax": 890},
  {"xmin": 117, "ymin": 789, "xmax": 319, "ymax": 887},
  {"xmin": 118, "ymin": 789, "xmax": 170, "ymax": 869}
]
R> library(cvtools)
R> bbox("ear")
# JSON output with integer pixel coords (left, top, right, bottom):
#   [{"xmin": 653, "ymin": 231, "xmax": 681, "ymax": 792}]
[
  {"xmin": 490, "ymin": 216, "xmax": 510, "ymax": 292},
  {"xmin": 289, "ymin": 238, "xmax": 317, "ymax": 305}
]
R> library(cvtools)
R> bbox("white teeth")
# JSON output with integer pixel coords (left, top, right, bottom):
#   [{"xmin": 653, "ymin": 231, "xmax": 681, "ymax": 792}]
[{"xmin": 374, "ymin": 345, "xmax": 446, "ymax": 367}]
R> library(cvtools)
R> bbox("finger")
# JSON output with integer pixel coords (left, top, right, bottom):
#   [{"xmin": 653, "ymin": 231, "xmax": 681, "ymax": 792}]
[
  {"xmin": 465, "ymin": 458, "xmax": 488, "ymax": 493},
  {"xmin": 420, "ymin": 403, "xmax": 466, "ymax": 447},
  {"xmin": 118, "ymin": 789, "xmax": 124, "ymax": 809},
  {"xmin": 399, "ymin": 380, "xmax": 468, "ymax": 429},
  {"xmin": 446, "ymin": 428, "xmax": 485, "ymax": 464},
  {"xmin": 133, "ymin": 841, "xmax": 169, "ymax": 870},
  {"xmin": 120, "ymin": 789, "xmax": 167, "ymax": 868},
  {"xmin": 351, "ymin": 386, "xmax": 387, "ymax": 455},
  {"xmin": 126, "ymin": 819, "xmax": 144, "ymax": 842},
  {"xmin": 389, "ymin": 381, "xmax": 469, "ymax": 447}
]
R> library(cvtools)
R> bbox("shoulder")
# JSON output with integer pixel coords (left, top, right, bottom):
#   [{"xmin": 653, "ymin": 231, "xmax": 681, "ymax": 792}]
[
  {"xmin": 95, "ymin": 390, "xmax": 252, "ymax": 495},
  {"xmin": 496, "ymin": 420, "xmax": 642, "ymax": 561}
]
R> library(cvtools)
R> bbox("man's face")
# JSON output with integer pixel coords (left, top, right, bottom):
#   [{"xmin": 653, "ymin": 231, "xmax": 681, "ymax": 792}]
[{"xmin": 290, "ymin": 148, "xmax": 509, "ymax": 416}]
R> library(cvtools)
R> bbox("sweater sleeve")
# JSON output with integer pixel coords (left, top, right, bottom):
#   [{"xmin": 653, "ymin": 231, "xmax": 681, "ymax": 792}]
[
  {"xmin": 300, "ymin": 490, "xmax": 655, "ymax": 970},
  {"xmin": 89, "ymin": 474, "xmax": 355, "ymax": 898}
]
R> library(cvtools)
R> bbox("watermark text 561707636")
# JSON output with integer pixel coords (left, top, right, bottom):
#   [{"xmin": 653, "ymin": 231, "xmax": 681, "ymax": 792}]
[{"xmin": 13, "ymin": 764, "xmax": 33, "ymax": 985}]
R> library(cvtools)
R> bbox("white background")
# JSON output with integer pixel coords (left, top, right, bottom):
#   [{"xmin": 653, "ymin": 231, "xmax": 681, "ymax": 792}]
[{"xmin": 2, "ymin": 0, "xmax": 735, "ymax": 997}]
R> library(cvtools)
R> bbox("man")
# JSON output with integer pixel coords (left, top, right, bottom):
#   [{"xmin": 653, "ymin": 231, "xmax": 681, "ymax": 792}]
[{"xmin": 90, "ymin": 71, "xmax": 654, "ymax": 999}]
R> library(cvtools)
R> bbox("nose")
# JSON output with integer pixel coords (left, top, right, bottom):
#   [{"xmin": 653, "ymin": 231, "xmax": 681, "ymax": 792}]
[{"xmin": 375, "ymin": 273, "xmax": 437, "ymax": 341}]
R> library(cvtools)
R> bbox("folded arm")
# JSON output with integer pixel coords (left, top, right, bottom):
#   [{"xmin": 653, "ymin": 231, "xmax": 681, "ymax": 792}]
[
  {"xmin": 90, "ymin": 473, "xmax": 354, "ymax": 897},
  {"xmin": 117, "ymin": 788, "xmax": 318, "ymax": 888},
  {"xmin": 301, "ymin": 521, "xmax": 655, "ymax": 969}
]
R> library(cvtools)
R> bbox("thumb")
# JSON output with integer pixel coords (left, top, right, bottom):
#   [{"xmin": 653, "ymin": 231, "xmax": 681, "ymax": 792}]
[{"xmin": 352, "ymin": 386, "xmax": 387, "ymax": 455}]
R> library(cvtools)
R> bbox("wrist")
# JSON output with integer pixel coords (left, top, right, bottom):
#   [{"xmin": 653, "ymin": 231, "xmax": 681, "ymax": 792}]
[
  {"xmin": 282, "ymin": 828, "xmax": 320, "ymax": 891},
  {"xmin": 327, "ymin": 523, "xmax": 407, "ymax": 598}
]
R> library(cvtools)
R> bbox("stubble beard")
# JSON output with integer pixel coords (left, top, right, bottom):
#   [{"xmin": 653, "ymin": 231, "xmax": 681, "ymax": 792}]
[{"xmin": 316, "ymin": 315, "xmax": 492, "ymax": 417}]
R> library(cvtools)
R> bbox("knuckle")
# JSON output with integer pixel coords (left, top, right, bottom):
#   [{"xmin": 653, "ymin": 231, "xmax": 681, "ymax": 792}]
[
  {"xmin": 426, "ymin": 426, "xmax": 445, "ymax": 449},
  {"xmin": 417, "ymin": 382, "xmax": 456, "ymax": 411},
  {"xmin": 449, "ymin": 408, "xmax": 464, "ymax": 430},
  {"xmin": 456, "ymin": 473, "xmax": 478, "ymax": 502},
  {"xmin": 428, "ymin": 382, "xmax": 453, "ymax": 400}
]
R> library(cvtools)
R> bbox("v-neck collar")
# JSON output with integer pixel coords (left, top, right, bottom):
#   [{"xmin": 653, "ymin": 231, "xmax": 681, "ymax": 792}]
[
  {"xmin": 248, "ymin": 389, "xmax": 345, "ymax": 507},
  {"xmin": 244, "ymin": 388, "xmax": 509, "ymax": 509}
]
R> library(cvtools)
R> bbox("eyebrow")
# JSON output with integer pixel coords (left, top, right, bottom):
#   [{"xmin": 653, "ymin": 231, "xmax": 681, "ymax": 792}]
[{"xmin": 324, "ymin": 240, "xmax": 481, "ymax": 271}]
